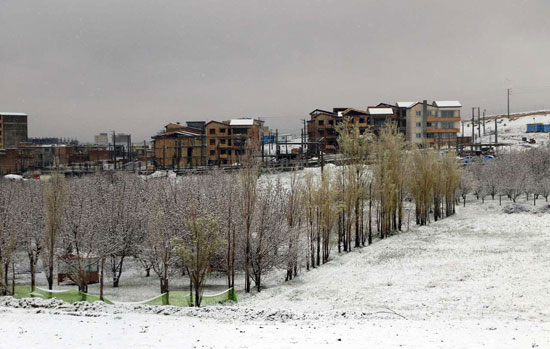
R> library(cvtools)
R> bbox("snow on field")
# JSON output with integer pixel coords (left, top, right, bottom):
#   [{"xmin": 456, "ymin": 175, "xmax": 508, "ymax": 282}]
[
  {"xmin": 465, "ymin": 111, "xmax": 550, "ymax": 149},
  {"xmin": 1, "ymin": 197, "xmax": 550, "ymax": 348}
]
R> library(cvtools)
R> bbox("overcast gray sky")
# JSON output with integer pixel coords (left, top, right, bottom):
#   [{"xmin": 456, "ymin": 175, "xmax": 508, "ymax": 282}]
[{"xmin": 1, "ymin": 0, "xmax": 550, "ymax": 142}]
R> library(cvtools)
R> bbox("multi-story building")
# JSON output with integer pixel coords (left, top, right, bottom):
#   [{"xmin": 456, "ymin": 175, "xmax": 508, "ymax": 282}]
[
  {"xmin": 151, "ymin": 122, "xmax": 206, "ymax": 169},
  {"xmin": 94, "ymin": 133, "xmax": 109, "ymax": 146},
  {"xmin": 401, "ymin": 100, "xmax": 461, "ymax": 147},
  {"xmin": 307, "ymin": 107, "xmax": 398, "ymax": 153},
  {"xmin": 205, "ymin": 118, "xmax": 265, "ymax": 166},
  {"xmin": 0, "ymin": 113, "xmax": 28, "ymax": 149}
]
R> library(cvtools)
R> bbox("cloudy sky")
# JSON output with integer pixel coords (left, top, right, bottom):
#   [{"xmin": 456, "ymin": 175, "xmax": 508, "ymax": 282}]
[{"xmin": 1, "ymin": 0, "xmax": 550, "ymax": 142}]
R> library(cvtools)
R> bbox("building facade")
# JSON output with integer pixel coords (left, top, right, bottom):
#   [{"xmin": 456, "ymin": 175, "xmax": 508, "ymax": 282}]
[
  {"xmin": 205, "ymin": 118, "xmax": 265, "ymax": 166},
  {"xmin": 0, "ymin": 113, "xmax": 28, "ymax": 149},
  {"xmin": 402, "ymin": 100, "xmax": 461, "ymax": 147},
  {"xmin": 151, "ymin": 122, "xmax": 206, "ymax": 169}
]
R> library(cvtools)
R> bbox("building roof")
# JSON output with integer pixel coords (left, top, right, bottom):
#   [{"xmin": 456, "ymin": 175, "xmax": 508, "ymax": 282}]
[
  {"xmin": 310, "ymin": 109, "xmax": 336, "ymax": 116},
  {"xmin": 229, "ymin": 119, "xmax": 255, "ymax": 126},
  {"xmin": 205, "ymin": 120, "xmax": 228, "ymax": 126},
  {"xmin": 0, "ymin": 112, "xmax": 27, "ymax": 116},
  {"xmin": 396, "ymin": 102, "xmax": 417, "ymax": 108},
  {"xmin": 342, "ymin": 108, "xmax": 368, "ymax": 116},
  {"xmin": 434, "ymin": 101, "xmax": 461, "ymax": 108},
  {"xmin": 368, "ymin": 107, "xmax": 394, "ymax": 115},
  {"xmin": 151, "ymin": 131, "xmax": 201, "ymax": 139}
]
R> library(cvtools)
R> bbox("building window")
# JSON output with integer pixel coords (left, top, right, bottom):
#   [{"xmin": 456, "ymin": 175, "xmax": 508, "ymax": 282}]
[
  {"xmin": 221, "ymin": 149, "xmax": 226, "ymax": 155},
  {"xmin": 359, "ymin": 117, "xmax": 365, "ymax": 123},
  {"xmin": 441, "ymin": 110, "xmax": 455, "ymax": 117},
  {"xmin": 220, "ymin": 139, "xmax": 226, "ymax": 144},
  {"xmin": 220, "ymin": 128, "xmax": 226, "ymax": 133},
  {"xmin": 319, "ymin": 131, "xmax": 324, "ymax": 136},
  {"xmin": 209, "ymin": 129, "xmax": 215, "ymax": 134},
  {"xmin": 210, "ymin": 150, "xmax": 215, "ymax": 156},
  {"xmin": 228, "ymin": 139, "xmax": 232, "ymax": 146},
  {"xmin": 318, "ymin": 120, "xmax": 324, "ymax": 126},
  {"xmin": 416, "ymin": 111, "xmax": 422, "ymax": 116},
  {"xmin": 440, "ymin": 121, "xmax": 455, "ymax": 129},
  {"xmin": 227, "ymin": 150, "xmax": 232, "ymax": 155},
  {"xmin": 416, "ymin": 133, "xmax": 421, "ymax": 138},
  {"xmin": 416, "ymin": 122, "xmax": 422, "ymax": 127},
  {"xmin": 210, "ymin": 139, "xmax": 215, "ymax": 145},
  {"xmin": 427, "ymin": 122, "xmax": 432, "ymax": 127},
  {"xmin": 328, "ymin": 120, "xmax": 334, "ymax": 125}
]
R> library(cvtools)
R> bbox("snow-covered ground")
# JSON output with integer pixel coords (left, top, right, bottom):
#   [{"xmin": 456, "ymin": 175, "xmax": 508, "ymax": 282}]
[
  {"xmin": 2, "ymin": 197, "xmax": 550, "ymax": 348},
  {"xmin": 465, "ymin": 111, "xmax": 550, "ymax": 150}
]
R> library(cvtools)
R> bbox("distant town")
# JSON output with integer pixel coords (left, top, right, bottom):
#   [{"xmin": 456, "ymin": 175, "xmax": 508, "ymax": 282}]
[{"xmin": 0, "ymin": 100, "xmax": 501, "ymax": 175}]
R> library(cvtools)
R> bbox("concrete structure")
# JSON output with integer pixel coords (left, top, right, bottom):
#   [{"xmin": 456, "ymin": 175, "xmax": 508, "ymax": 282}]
[
  {"xmin": 94, "ymin": 133, "xmax": 109, "ymax": 146},
  {"xmin": 205, "ymin": 118, "xmax": 266, "ymax": 166},
  {"xmin": 0, "ymin": 113, "xmax": 28, "ymax": 149},
  {"xmin": 401, "ymin": 100, "xmax": 461, "ymax": 147},
  {"xmin": 151, "ymin": 122, "xmax": 206, "ymax": 169},
  {"xmin": 307, "ymin": 106, "xmax": 398, "ymax": 153}
]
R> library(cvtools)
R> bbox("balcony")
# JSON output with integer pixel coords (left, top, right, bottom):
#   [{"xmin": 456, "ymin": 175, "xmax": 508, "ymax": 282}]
[
  {"xmin": 426, "ymin": 116, "xmax": 460, "ymax": 123},
  {"xmin": 426, "ymin": 127, "xmax": 460, "ymax": 133}
]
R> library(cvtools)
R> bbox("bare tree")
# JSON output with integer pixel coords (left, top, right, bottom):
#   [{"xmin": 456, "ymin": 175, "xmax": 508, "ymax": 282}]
[
  {"xmin": 175, "ymin": 215, "xmax": 222, "ymax": 306},
  {"xmin": 17, "ymin": 180, "xmax": 45, "ymax": 292},
  {"xmin": 0, "ymin": 180, "xmax": 18, "ymax": 295},
  {"xmin": 42, "ymin": 172, "xmax": 66, "ymax": 290}
]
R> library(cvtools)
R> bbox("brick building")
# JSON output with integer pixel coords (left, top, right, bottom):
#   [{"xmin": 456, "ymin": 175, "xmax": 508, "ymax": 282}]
[
  {"xmin": 205, "ymin": 118, "xmax": 265, "ymax": 166},
  {"xmin": 151, "ymin": 122, "xmax": 206, "ymax": 169}
]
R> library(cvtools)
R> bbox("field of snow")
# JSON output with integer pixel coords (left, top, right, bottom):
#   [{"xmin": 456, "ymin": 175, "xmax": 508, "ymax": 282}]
[
  {"xmin": 465, "ymin": 111, "xmax": 550, "ymax": 150},
  {"xmin": 1, "ymin": 197, "xmax": 550, "ymax": 348}
]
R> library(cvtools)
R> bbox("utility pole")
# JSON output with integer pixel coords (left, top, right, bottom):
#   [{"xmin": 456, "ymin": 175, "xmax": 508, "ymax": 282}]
[
  {"xmin": 495, "ymin": 117, "xmax": 498, "ymax": 144},
  {"xmin": 507, "ymin": 88, "xmax": 511, "ymax": 118},
  {"xmin": 477, "ymin": 107, "xmax": 481, "ymax": 141},
  {"xmin": 483, "ymin": 109, "xmax": 486, "ymax": 135},
  {"xmin": 471, "ymin": 107, "xmax": 475, "ymax": 153},
  {"xmin": 112, "ymin": 130, "xmax": 116, "ymax": 170}
]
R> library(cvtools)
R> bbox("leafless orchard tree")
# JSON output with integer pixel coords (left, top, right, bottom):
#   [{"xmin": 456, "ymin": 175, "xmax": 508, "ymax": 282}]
[
  {"xmin": 42, "ymin": 172, "xmax": 66, "ymax": 290},
  {"xmin": 17, "ymin": 180, "xmax": 45, "ymax": 292},
  {"xmin": 0, "ymin": 180, "xmax": 18, "ymax": 295}
]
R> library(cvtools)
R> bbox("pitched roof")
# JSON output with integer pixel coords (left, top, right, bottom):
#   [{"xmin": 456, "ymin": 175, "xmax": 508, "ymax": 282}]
[
  {"xmin": 368, "ymin": 107, "xmax": 394, "ymax": 115},
  {"xmin": 205, "ymin": 120, "xmax": 228, "ymax": 126},
  {"xmin": 230, "ymin": 119, "xmax": 255, "ymax": 126},
  {"xmin": 396, "ymin": 101, "xmax": 418, "ymax": 108},
  {"xmin": 342, "ymin": 108, "xmax": 368, "ymax": 116},
  {"xmin": 434, "ymin": 101, "xmax": 461, "ymax": 108},
  {"xmin": 310, "ymin": 109, "xmax": 336, "ymax": 116},
  {"xmin": 152, "ymin": 131, "xmax": 201, "ymax": 139}
]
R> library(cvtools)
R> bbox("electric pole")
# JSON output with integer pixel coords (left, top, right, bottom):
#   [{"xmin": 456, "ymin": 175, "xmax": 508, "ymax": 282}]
[
  {"xmin": 483, "ymin": 109, "xmax": 486, "ymax": 135},
  {"xmin": 507, "ymin": 88, "xmax": 511, "ymax": 117},
  {"xmin": 477, "ymin": 107, "xmax": 481, "ymax": 141},
  {"xmin": 471, "ymin": 107, "xmax": 475, "ymax": 152}
]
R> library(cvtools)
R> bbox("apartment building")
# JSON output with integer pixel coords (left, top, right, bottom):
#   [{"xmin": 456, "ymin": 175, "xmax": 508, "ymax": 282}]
[
  {"xmin": 151, "ymin": 122, "xmax": 206, "ymax": 169},
  {"xmin": 205, "ymin": 118, "xmax": 265, "ymax": 166},
  {"xmin": 0, "ymin": 113, "xmax": 28, "ymax": 149},
  {"xmin": 402, "ymin": 100, "xmax": 461, "ymax": 147},
  {"xmin": 307, "ymin": 107, "xmax": 398, "ymax": 153}
]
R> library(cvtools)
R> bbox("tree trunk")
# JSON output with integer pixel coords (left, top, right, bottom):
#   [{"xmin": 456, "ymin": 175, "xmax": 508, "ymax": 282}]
[
  {"xmin": 29, "ymin": 255, "xmax": 36, "ymax": 292},
  {"xmin": 99, "ymin": 258, "xmax": 105, "ymax": 301}
]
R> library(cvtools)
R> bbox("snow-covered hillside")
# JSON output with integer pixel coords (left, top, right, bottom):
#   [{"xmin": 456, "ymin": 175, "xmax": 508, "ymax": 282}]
[
  {"xmin": 464, "ymin": 111, "xmax": 550, "ymax": 150},
  {"xmin": 1, "ymin": 197, "xmax": 549, "ymax": 348}
]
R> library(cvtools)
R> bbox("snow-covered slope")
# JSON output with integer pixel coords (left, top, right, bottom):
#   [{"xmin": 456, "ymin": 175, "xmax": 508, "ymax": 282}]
[
  {"xmin": 2, "ymin": 198, "xmax": 550, "ymax": 348},
  {"xmin": 464, "ymin": 111, "xmax": 550, "ymax": 150}
]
